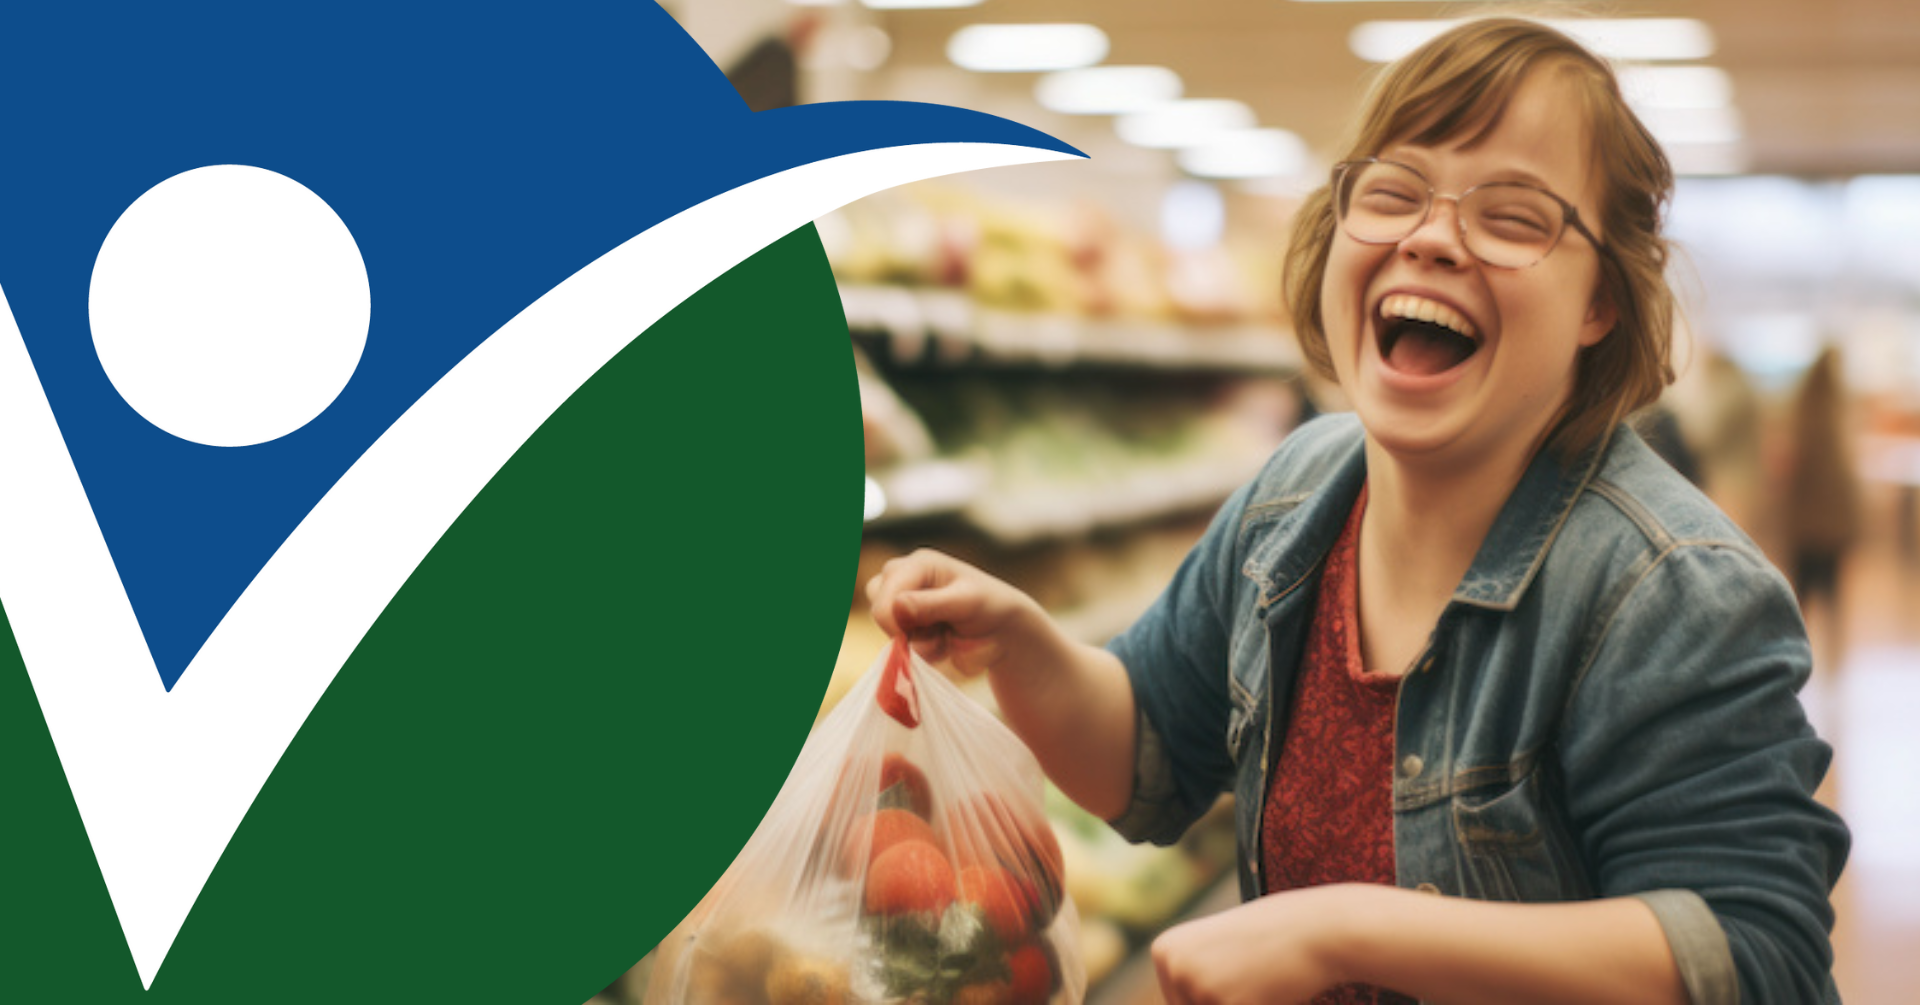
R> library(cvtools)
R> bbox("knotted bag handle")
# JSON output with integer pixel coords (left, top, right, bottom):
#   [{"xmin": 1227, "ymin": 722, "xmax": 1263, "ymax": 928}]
[{"xmin": 877, "ymin": 635, "xmax": 921, "ymax": 728}]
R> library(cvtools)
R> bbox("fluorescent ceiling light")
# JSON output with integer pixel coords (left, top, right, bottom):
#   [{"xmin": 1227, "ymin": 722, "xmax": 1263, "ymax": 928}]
[
  {"xmin": 1037, "ymin": 65, "xmax": 1182, "ymax": 115},
  {"xmin": 1351, "ymin": 18, "xmax": 1715, "ymax": 63},
  {"xmin": 1162, "ymin": 180, "xmax": 1225, "ymax": 250},
  {"xmin": 1178, "ymin": 128, "xmax": 1310, "ymax": 180},
  {"xmin": 1569, "ymin": 19, "xmax": 1716, "ymax": 60},
  {"xmin": 1639, "ymin": 106, "xmax": 1744, "ymax": 146},
  {"xmin": 1619, "ymin": 66, "xmax": 1734, "ymax": 110},
  {"xmin": 1349, "ymin": 21, "xmax": 1460, "ymax": 62},
  {"xmin": 1116, "ymin": 99, "xmax": 1255, "ymax": 149},
  {"xmin": 863, "ymin": 0, "xmax": 983, "ymax": 9},
  {"xmin": 948, "ymin": 24, "xmax": 1107, "ymax": 72},
  {"xmin": 1666, "ymin": 143, "xmax": 1750, "ymax": 177}
]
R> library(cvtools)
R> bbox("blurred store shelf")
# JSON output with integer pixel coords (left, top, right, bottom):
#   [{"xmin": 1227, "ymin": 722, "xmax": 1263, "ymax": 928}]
[
  {"xmin": 865, "ymin": 459, "xmax": 988, "ymax": 527},
  {"xmin": 961, "ymin": 451, "xmax": 1259, "ymax": 546},
  {"xmin": 841, "ymin": 283, "xmax": 1299, "ymax": 375}
]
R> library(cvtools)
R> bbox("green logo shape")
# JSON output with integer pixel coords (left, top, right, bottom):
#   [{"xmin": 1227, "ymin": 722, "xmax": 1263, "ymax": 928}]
[{"xmin": 1, "ymin": 225, "xmax": 857, "ymax": 1003}]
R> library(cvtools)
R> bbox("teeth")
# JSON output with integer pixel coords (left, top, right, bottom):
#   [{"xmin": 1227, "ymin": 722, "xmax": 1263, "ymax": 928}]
[{"xmin": 1380, "ymin": 295, "xmax": 1478, "ymax": 340}]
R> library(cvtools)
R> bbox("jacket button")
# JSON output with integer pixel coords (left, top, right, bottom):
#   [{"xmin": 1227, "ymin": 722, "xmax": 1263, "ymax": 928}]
[
  {"xmin": 1399, "ymin": 754, "xmax": 1424, "ymax": 779},
  {"xmin": 1415, "ymin": 882, "xmax": 1441, "ymax": 895}
]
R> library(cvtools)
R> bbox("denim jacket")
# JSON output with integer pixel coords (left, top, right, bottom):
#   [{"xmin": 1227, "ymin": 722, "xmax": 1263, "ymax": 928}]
[{"xmin": 1106, "ymin": 413, "xmax": 1849, "ymax": 1005}]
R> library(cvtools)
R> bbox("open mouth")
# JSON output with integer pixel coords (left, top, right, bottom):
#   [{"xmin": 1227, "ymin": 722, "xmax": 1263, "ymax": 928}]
[{"xmin": 1377, "ymin": 294, "xmax": 1481, "ymax": 376}]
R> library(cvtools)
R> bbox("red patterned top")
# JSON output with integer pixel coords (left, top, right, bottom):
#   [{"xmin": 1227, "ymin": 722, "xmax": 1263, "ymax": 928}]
[{"xmin": 1260, "ymin": 485, "xmax": 1416, "ymax": 1005}]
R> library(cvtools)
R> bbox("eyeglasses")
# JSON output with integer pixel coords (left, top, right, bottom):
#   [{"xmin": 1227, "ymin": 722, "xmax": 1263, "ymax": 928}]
[{"xmin": 1332, "ymin": 158, "xmax": 1611, "ymax": 270}]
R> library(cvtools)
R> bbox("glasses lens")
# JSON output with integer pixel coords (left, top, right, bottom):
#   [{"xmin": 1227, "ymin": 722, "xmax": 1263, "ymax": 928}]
[
  {"xmin": 1460, "ymin": 184, "xmax": 1565, "ymax": 268},
  {"xmin": 1337, "ymin": 161, "xmax": 1427, "ymax": 244}
]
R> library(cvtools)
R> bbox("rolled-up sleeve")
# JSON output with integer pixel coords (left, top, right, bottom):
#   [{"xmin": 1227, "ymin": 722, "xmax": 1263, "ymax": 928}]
[
  {"xmin": 1103, "ymin": 480, "xmax": 1253, "ymax": 846},
  {"xmin": 1561, "ymin": 544, "xmax": 1849, "ymax": 1004}
]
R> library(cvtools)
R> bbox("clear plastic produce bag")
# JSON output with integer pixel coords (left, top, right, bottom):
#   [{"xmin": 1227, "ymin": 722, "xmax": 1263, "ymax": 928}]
[{"xmin": 649, "ymin": 639, "xmax": 1085, "ymax": 1005}]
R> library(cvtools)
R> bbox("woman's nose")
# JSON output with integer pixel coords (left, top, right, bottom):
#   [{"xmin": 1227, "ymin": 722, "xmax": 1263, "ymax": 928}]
[{"xmin": 1398, "ymin": 196, "xmax": 1471, "ymax": 269}]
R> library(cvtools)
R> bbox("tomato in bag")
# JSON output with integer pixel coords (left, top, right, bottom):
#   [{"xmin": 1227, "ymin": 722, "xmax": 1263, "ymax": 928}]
[{"xmin": 649, "ymin": 640, "xmax": 1085, "ymax": 1005}]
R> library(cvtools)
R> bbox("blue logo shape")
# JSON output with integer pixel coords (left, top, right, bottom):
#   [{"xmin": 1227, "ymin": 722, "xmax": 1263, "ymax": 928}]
[{"xmin": 0, "ymin": 1, "xmax": 1076, "ymax": 691}]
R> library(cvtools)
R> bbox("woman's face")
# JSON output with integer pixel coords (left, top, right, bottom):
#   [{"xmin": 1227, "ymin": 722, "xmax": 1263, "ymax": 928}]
[{"xmin": 1319, "ymin": 69, "xmax": 1617, "ymax": 473}]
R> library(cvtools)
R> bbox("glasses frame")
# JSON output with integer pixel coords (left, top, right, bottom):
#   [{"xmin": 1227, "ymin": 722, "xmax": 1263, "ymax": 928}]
[{"xmin": 1331, "ymin": 157, "xmax": 1613, "ymax": 271}]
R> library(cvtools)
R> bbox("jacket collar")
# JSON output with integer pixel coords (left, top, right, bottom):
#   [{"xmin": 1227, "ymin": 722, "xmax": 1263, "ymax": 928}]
[
  {"xmin": 1453, "ymin": 425, "xmax": 1615, "ymax": 611},
  {"xmin": 1244, "ymin": 415, "xmax": 1617, "ymax": 613}
]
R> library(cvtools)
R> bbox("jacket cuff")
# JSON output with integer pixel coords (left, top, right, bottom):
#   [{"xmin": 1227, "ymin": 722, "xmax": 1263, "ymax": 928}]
[
  {"xmin": 1633, "ymin": 889, "xmax": 1738, "ymax": 1005},
  {"xmin": 1104, "ymin": 704, "xmax": 1185, "ymax": 845}
]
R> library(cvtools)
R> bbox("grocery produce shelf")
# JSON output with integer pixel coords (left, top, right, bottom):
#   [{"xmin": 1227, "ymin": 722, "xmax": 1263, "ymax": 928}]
[
  {"xmin": 841, "ymin": 284, "xmax": 1300, "ymax": 375},
  {"xmin": 1084, "ymin": 873, "xmax": 1241, "ymax": 1005}
]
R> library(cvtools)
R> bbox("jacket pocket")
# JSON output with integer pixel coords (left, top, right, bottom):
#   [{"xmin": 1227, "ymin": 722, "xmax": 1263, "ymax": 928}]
[{"xmin": 1450, "ymin": 764, "xmax": 1592, "ymax": 903}]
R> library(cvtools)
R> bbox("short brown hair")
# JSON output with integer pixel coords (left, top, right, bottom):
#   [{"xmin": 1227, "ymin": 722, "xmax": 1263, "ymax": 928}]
[{"xmin": 1280, "ymin": 17, "xmax": 1676, "ymax": 459}]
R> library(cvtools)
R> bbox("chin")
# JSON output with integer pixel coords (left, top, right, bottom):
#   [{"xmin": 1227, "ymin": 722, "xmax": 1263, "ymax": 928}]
[{"xmin": 1357, "ymin": 406, "xmax": 1471, "ymax": 462}]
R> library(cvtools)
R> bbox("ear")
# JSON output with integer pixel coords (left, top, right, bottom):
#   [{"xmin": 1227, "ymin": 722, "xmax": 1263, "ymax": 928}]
[{"xmin": 1579, "ymin": 288, "xmax": 1618, "ymax": 348}]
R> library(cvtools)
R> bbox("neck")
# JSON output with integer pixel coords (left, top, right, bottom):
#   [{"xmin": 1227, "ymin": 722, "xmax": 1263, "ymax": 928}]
[{"xmin": 1359, "ymin": 432, "xmax": 1542, "ymax": 613}]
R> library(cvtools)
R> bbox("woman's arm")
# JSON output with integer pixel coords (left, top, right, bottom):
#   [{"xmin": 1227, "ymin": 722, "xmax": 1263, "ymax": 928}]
[
  {"xmin": 1152, "ymin": 883, "xmax": 1687, "ymax": 1005},
  {"xmin": 865, "ymin": 549, "xmax": 1138, "ymax": 819},
  {"xmin": 1557, "ymin": 544, "xmax": 1847, "ymax": 1002}
]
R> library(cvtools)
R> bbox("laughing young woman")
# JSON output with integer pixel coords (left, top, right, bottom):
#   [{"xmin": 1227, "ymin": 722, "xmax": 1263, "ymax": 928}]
[{"xmin": 866, "ymin": 18, "xmax": 1847, "ymax": 1005}]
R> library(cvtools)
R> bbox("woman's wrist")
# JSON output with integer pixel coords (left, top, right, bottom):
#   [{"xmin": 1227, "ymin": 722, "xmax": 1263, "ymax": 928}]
[
  {"xmin": 1300, "ymin": 883, "xmax": 1387, "ymax": 988},
  {"xmin": 986, "ymin": 592, "xmax": 1078, "ymax": 684}
]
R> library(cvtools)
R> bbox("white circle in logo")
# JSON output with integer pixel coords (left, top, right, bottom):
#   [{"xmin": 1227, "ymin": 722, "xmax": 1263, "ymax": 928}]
[{"xmin": 90, "ymin": 164, "xmax": 371, "ymax": 447}]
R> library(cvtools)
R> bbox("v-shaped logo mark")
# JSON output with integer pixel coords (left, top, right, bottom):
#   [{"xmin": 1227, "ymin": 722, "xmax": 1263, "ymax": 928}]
[{"xmin": 0, "ymin": 141, "xmax": 1077, "ymax": 989}]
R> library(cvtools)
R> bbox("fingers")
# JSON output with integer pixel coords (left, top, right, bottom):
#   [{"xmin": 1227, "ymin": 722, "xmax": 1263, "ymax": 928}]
[
  {"xmin": 865, "ymin": 549, "xmax": 970, "ymax": 637},
  {"xmin": 893, "ymin": 580, "xmax": 987, "ymax": 636},
  {"xmin": 864, "ymin": 548, "xmax": 1028, "ymax": 677},
  {"xmin": 1152, "ymin": 932, "xmax": 1193, "ymax": 1005},
  {"xmin": 904, "ymin": 624, "xmax": 949, "ymax": 665}
]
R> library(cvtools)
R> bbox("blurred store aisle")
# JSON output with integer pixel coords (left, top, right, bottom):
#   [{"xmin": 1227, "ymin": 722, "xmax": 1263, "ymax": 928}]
[{"xmin": 1807, "ymin": 480, "xmax": 1920, "ymax": 1004}]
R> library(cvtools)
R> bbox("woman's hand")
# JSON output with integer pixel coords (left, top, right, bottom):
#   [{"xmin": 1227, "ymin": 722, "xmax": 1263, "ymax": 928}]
[
  {"xmin": 1153, "ymin": 884, "xmax": 1688, "ymax": 1005},
  {"xmin": 1151, "ymin": 885, "xmax": 1355, "ymax": 1005},
  {"xmin": 864, "ymin": 548, "xmax": 1046, "ymax": 678},
  {"xmin": 866, "ymin": 548, "xmax": 1141, "ymax": 821}
]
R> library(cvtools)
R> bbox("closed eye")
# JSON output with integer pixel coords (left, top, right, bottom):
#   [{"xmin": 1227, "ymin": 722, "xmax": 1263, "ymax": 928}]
[{"xmin": 1358, "ymin": 188, "xmax": 1422, "ymax": 214}]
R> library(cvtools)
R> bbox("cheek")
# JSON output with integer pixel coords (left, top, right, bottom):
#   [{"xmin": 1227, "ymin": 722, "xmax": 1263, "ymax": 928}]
[
  {"xmin": 1317, "ymin": 242, "xmax": 1379, "ymax": 361},
  {"xmin": 1496, "ymin": 271, "xmax": 1595, "ymax": 353}
]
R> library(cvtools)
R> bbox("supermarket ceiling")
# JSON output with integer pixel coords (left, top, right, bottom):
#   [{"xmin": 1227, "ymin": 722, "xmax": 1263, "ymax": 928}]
[{"xmin": 708, "ymin": 0, "xmax": 1920, "ymax": 180}]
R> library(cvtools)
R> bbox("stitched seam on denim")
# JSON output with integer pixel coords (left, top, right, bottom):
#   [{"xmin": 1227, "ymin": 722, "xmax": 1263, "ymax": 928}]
[
  {"xmin": 1228, "ymin": 672, "xmax": 1254, "ymax": 712},
  {"xmin": 1394, "ymin": 749, "xmax": 1539, "ymax": 812},
  {"xmin": 1227, "ymin": 630, "xmax": 1268, "ymax": 711},
  {"xmin": 1237, "ymin": 495, "xmax": 1309, "ymax": 593},
  {"xmin": 1451, "ymin": 778, "xmax": 1547, "ymax": 849},
  {"xmin": 1562, "ymin": 479, "xmax": 1675, "ymax": 723},
  {"xmin": 1111, "ymin": 707, "xmax": 1185, "ymax": 844},
  {"xmin": 1587, "ymin": 477, "xmax": 1676, "ymax": 550},
  {"xmin": 1564, "ymin": 546, "xmax": 1667, "ymax": 723},
  {"xmin": 1244, "ymin": 493, "xmax": 1312, "ymax": 520},
  {"xmin": 1253, "ymin": 552, "xmax": 1324, "ymax": 610},
  {"xmin": 1561, "ymin": 539, "xmax": 1753, "ymax": 722},
  {"xmin": 1227, "ymin": 514, "xmax": 1281, "ymax": 712},
  {"xmin": 1590, "ymin": 477, "xmax": 1753, "ymax": 554},
  {"xmin": 1226, "ymin": 625, "xmax": 1260, "ymax": 750}
]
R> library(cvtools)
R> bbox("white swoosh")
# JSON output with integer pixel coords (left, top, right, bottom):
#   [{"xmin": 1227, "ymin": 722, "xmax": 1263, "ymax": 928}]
[{"xmin": 0, "ymin": 140, "xmax": 1078, "ymax": 989}]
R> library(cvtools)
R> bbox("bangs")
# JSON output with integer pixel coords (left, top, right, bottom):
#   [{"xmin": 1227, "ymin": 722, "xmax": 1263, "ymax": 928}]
[{"xmin": 1391, "ymin": 57, "xmax": 1530, "ymax": 152}]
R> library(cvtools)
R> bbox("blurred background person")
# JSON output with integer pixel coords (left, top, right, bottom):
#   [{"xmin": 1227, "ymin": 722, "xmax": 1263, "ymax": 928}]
[
  {"xmin": 1675, "ymin": 346, "xmax": 1770, "ymax": 545},
  {"xmin": 1784, "ymin": 343, "xmax": 1865, "ymax": 671}
]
